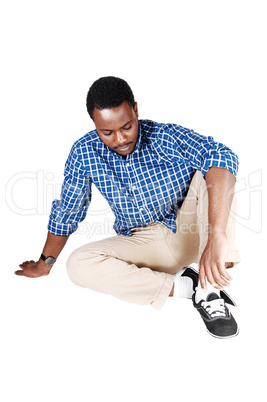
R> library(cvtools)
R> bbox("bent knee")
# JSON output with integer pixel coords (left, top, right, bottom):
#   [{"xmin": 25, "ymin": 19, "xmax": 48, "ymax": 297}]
[
  {"xmin": 66, "ymin": 249, "xmax": 81, "ymax": 284},
  {"xmin": 66, "ymin": 246, "xmax": 103, "ymax": 285}
]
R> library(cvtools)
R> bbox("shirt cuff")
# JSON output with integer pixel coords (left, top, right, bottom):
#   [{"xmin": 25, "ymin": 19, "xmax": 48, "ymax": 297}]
[
  {"xmin": 47, "ymin": 219, "xmax": 78, "ymax": 236},
  {"xmin": 200, "ymin": 153, "xmax": 239, "ymax": 179}
]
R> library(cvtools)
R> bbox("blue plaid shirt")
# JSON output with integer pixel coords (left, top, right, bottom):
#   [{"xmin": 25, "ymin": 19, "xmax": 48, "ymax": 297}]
[{"xmin": 48, "ymin": 120, "xmax": 239, "ymax": 236}]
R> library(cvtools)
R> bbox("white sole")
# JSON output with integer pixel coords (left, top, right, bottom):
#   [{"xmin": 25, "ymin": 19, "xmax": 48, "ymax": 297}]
[{"xmin": 206, "ymin": 326, "xmax": 240, "ymax": 339}]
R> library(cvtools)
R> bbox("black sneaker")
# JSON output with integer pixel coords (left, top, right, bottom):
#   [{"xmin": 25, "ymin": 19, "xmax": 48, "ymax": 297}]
[{"xmin": 192, "ymin": 292, "xmax": 239, "ymax": 339}]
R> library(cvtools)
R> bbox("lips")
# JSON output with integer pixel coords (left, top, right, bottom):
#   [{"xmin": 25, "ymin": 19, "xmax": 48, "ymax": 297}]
[{"xmin": 117, "ymin": 143, "xmax": 132, "ymax": 151}]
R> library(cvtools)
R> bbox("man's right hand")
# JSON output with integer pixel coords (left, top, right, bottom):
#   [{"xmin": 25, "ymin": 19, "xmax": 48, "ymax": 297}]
[
  {"xmin": 14, "ymin": 232, "xmax": 68, "ymax": 278},
  {"xmin": 14, "ymin": 260, "xmax": 52, "ymax": 278}
]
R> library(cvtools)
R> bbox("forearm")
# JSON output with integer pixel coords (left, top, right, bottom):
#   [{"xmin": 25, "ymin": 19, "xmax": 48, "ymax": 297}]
[
  {"xmin": 199, "ymin": 167, "xmax": 236, "ymax": 289},
  {"xmin": 205, "ymin": 167, "xmax": 235, "ymax": 236},
  {"xmin": 41, "ymin": 232, "xmax": 69, "ymax": 260}
]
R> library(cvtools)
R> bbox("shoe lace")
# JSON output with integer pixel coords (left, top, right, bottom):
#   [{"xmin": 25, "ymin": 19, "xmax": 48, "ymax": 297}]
[{"xmin": 201, "ymin": 298, "xmax": 227, "ymax": 318}]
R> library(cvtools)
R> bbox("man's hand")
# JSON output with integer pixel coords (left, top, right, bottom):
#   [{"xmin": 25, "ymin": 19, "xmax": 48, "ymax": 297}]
[
  {"xmin": 14, "ymin": 260, "xmax": 52, "ymax": 278},
  {"xmin": 199, "ymin": 233, "xmax": 232, "ymax": 290},
  {"xmin": 14, "ymin": 232, "xmax": 69, "ymax": 278}
]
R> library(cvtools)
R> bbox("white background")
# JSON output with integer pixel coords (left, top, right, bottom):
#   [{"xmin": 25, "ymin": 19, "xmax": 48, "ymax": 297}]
[{"xmin": 1, "ymin": 1, "xmax": 266, "ymax": 401}]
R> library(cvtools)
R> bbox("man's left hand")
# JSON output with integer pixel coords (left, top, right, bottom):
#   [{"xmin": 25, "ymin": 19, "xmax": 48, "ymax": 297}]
[{"xmin": 199, "ymin": 233, "xmax": 233, "ymax": 290}]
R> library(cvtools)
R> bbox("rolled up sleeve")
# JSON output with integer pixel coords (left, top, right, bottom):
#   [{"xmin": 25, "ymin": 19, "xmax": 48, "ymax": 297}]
[
  {"xmin": 48, "ymin": 145, "xmax": 91, "ymax": 236},
  {"xmin": 181, "ymin": 129, "xmax": 239, "ymax": 178}
]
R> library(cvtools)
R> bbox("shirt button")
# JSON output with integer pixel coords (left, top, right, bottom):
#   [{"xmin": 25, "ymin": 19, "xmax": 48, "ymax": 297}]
[
  {"xmin": 126, "ymin": 163, "xmax": 130, "ymax": 167},
  {"xmin": 132, "ymin": 185, "xmax": 136, "ymax": 190}
]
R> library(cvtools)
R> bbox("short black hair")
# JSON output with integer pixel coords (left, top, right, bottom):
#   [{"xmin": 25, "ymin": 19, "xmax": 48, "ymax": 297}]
[{"xmin": 86, "ymin": 76, "xmax": 136, "ymax": 120}]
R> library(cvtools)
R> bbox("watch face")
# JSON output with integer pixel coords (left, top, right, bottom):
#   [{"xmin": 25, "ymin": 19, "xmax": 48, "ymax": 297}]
[{"xmin": 45, "ymin": 256, "xmax": 56, "ymax": 266}]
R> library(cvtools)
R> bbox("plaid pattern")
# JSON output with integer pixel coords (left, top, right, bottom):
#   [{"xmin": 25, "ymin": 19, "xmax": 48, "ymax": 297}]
[{"xmin": 48, "ymin": 120, "xmax": 239, "ymax": 236}]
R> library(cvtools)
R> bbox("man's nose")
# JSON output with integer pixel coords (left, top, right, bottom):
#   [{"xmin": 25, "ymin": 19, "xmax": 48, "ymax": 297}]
[{"xmin": 115, "ymin": 131, "xmax": 127, "ymax": 145}]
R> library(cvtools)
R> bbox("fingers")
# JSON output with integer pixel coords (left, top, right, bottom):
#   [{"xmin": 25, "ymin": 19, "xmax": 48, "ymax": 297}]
[
  {"xmin": 214, "ymin": 260, "xmax": 232, "ymax": 285},
  {"xmin": 19, "ymin": 260, "xmax": 35, "ymax": 266},
  {"xmin": 14, "ymin": 260, "xmax": 39, "ymax": 277},
  {"xmin": 199, "ymin": 266, "xmax": 207, "ymax": 291},
  {"xmin": 14, "ymin": 259, "xmax": 51, "ymax": 278},
  {"xmin": 199, "ymin": 234, "xmax": 233, "ymax": 290},
  {"xmin": 14, "ymin": 267, "xmax": 31, "ymax": 277},
  {"xmin": 199, "ymin": 265, "xmax": 224, "ymax": 290},
  {"xmin": 205, "ymin": 266, "xmax": 224, "ymax": 289},
  {"xmin": 200, "ymin": 261, "xmax": 232, "ymax": 290},
  {"xmin": 14, "ymin": 268, "xmax": 34, "ymax": 278},
  {"xmin": 14, "ymin": 268, "xmax": 31, "ymax": 276},
  {"xmin": 14, "ymin": 270, "xmax": 24, "ymax": 276}
]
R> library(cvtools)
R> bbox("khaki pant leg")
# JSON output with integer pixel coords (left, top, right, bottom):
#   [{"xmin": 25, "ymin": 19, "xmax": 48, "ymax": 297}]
[{"xmin": 66, "ymin": 224, "xmax": 175, "ymax": 311}]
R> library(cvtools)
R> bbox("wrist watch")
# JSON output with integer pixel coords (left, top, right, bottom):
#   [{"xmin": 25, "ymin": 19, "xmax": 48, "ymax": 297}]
[{"xmin": 40, "ymin": 253, "xmax": 57, "ymax": 266}]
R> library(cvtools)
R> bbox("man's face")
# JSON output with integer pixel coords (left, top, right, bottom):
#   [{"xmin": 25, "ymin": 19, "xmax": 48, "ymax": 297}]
[{"xmin": 93, "ymin": 101, "xmax": 139, "ymax": 156}]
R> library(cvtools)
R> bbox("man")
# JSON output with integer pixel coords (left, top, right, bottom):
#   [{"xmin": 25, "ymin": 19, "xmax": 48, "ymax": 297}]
[{"xmin": 15, "ymin": 76, "xmax": 241, "ymax": 338}]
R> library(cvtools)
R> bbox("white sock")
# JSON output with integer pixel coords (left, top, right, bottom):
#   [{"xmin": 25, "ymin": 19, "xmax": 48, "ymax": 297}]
[
  {"xmin": 195, "ymin": 281, "xmax": 221, "ymax": 304},
  {"xmin": 173, "ymin": 268, "xmax": 194, "ymax": 299}
]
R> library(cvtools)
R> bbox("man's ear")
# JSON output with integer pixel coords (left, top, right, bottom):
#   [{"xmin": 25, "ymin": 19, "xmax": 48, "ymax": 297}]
[{"xmin": 134, "ymin": 102, "xmax": 139, "ymax": 118}]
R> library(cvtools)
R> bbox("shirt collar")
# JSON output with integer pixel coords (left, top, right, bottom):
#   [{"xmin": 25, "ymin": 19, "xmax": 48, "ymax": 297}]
[{"xmin": 132, "ymin": 121, "xmax": 145, "ymax": 154}]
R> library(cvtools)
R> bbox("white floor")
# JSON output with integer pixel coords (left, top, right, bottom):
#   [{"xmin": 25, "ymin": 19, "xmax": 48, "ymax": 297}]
[{"xmin": 2, "ymin": 225, "xmax": 265, "ymax": 402}]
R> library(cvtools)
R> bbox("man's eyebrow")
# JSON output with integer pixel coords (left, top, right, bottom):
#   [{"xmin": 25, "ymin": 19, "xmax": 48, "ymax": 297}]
[{"xmin": 99, "ymin": 120, "xmax": 132, "ymax": 131}]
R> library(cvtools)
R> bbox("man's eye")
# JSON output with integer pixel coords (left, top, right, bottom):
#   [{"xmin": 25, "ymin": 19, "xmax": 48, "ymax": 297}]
[{"xmin": 124, "ymin": 125, "xmax": 132, "ymax": 131}]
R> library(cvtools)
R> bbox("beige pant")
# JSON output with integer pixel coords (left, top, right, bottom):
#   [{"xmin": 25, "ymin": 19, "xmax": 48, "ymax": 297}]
[{"xmin": 67, "ymin": 171, "xmax": 241, "ymax": 310}]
